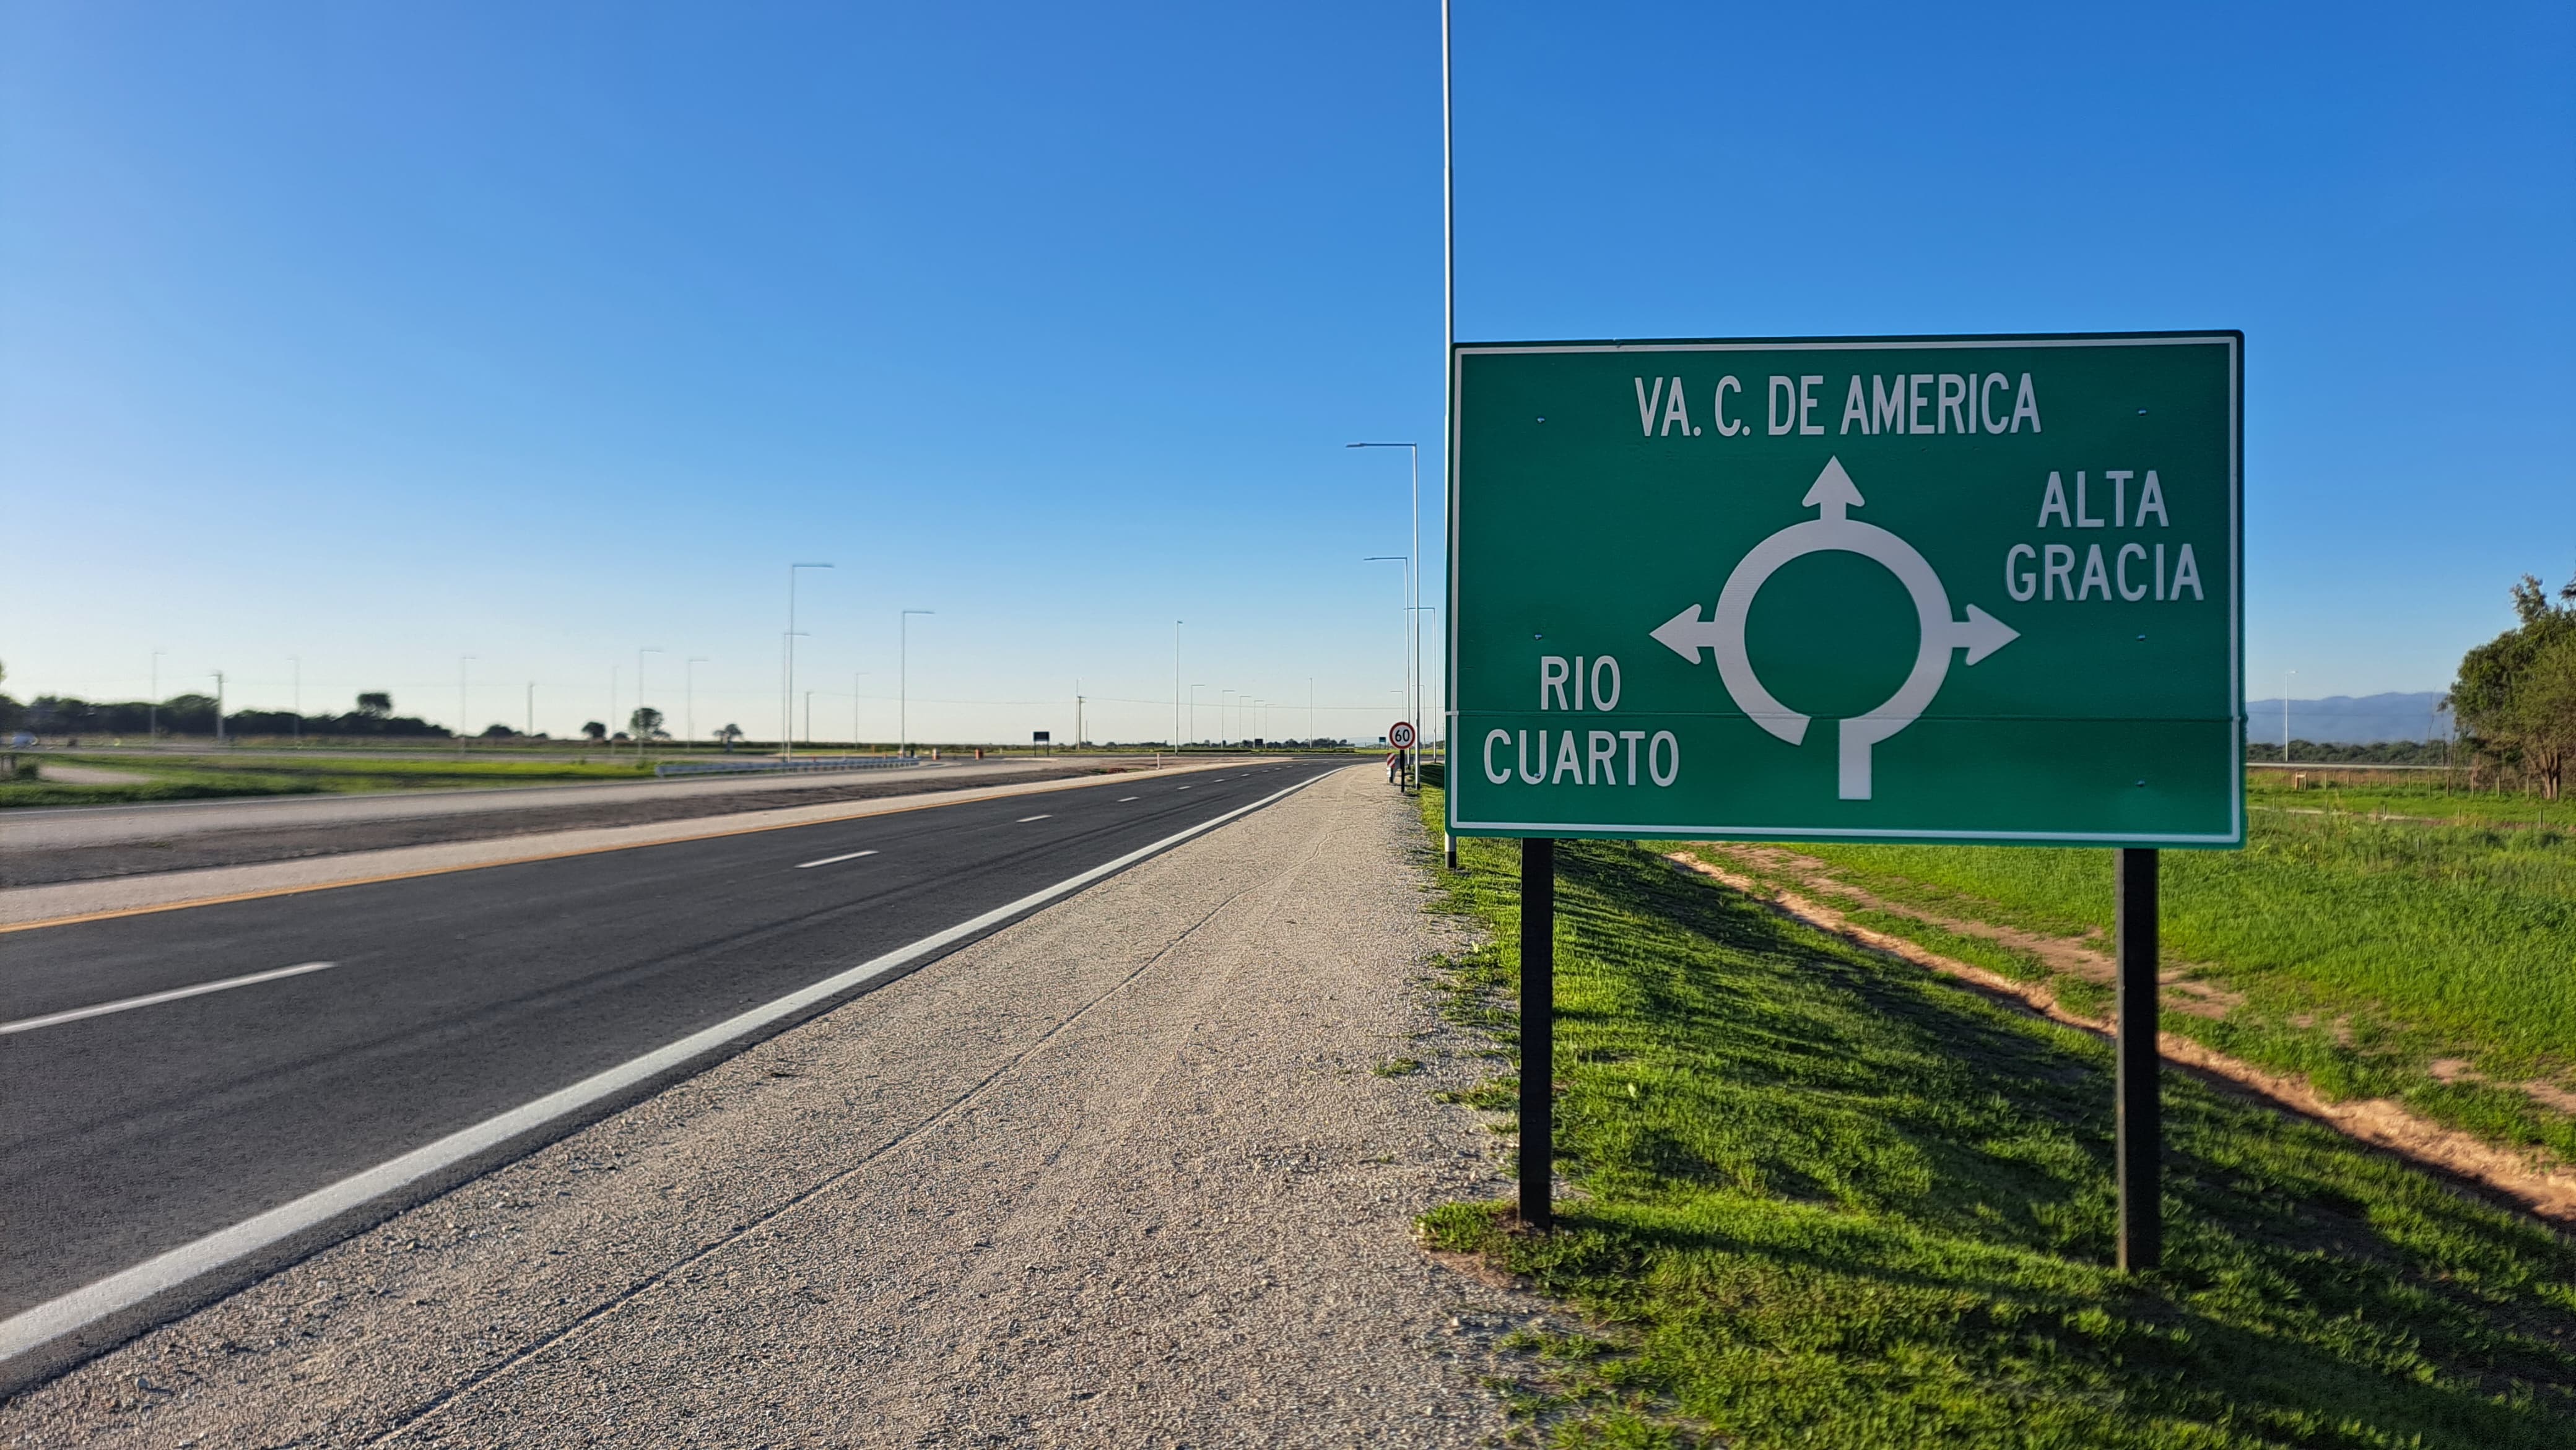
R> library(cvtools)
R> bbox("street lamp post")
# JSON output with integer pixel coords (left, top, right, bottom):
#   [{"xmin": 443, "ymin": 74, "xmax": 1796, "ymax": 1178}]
[
  {"xmin": 2283, "ymin": 669, "xmax": 2296, "ymax": 765},
  {"xmin": 1351, "ymin": 442, "xmax": 1423, "ymax": 789},
  {"xmin": 900, "ymin": 609, "xmax": 934, "ymax": 755},
  {"xmin": 149, "ymin": 649, "xmax": 165, "ymax": 742},
  {"xmin": 457, "ymin": 655, "xmax": 476, "ymax": 756},
  {"xmin": 1364, "ymin": 554, "xmax": 1409, "ymax": 787},
  {"xmin": 290, "ymin": 656, "xmax": 301, "ymax": 745},
  {"xmin": 686, "ymin": 658, "xmax": 709, "ymax": 750},
  {"xmin": 850, "ymin": 671, "xmax": 868, "ymax": 750},
  {"xmin": 212, "ymin": 671, "xmax": 226, "ymax": 747},
  {"xmin": 637, "ymin": 648, "xmax": 663, "ymax": 760},
  {"xmin": 1172, "ymin": 621, "xmax": 1185, "ymax": 750},
  {"xmin": 527, "ymin": 681, "xmax": 536, "ymax": 737},
  {"xmin": 784, "ymin": 563, "xmax": 834, "ymax": 762}
]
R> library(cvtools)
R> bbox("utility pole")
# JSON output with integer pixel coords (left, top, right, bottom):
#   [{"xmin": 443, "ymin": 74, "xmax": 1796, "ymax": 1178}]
[
  {"xmin": 637, "ymin": 647, "xmax": 663, "ymax": 760},
  {"xmin": 212, "ymin": 671, "xmax": 227, "ymax": 747},
  {"xmin": 457, "ymin": 656, "xmax": 476, "ymax": 756},
  {"xmin": 784, "ymin": 562, "xmax": 833, "ymax": 761},
  {"xmin": 900, "ymin": 609, "xmax": 934, "ymax": 755}
]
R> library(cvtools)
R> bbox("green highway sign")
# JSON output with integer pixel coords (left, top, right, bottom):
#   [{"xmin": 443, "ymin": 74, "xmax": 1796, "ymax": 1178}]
[{"xmin": 1446, "ymin": 332, "xmax": 2243, "ymax": 847}]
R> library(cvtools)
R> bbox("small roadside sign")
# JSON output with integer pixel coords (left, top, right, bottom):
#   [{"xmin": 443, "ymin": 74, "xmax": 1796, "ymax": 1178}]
[
  {"xmin": 1447, "ymin": 332, "xmax": 2242, "ymax": 848},
  {"xmin": 1389, "ymin": 721, "xmax": 1417, "ymax": 750}
]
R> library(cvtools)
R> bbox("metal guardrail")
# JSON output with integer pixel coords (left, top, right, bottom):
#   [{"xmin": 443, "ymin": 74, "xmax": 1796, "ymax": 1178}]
[{"xmin": 655, "ymin": 755, "xmax": 923, "ymax": 779}]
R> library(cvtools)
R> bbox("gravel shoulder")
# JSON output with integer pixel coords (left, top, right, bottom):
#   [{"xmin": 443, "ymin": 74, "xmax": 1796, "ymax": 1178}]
[{"xmin": 1, "ymin": 766, "xmax": 1540, "ymax": 1447}]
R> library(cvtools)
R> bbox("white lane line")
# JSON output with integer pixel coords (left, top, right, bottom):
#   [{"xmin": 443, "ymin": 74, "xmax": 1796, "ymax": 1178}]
[
  {"xmin": 1016, "ymin": 814, "xmax": 1051, "ymax": 823},
  {"xmin": 793, "ymin": 849, "xmax": 879, "ymax": 870},
  {"xmin": 1177, "ymin": 786, "xmax": 1191, "ymax": 790},
  {"xmin": 0, "ymin": 962, "xmax": 338, "ymax": 1036},
  {"xmin": 0, "ymin": 767, "xmax": 1344, "ymax": 1368},
  {"xmin": 1116, "ymin": 796, "xmax": 1139, "ymax": 802}
]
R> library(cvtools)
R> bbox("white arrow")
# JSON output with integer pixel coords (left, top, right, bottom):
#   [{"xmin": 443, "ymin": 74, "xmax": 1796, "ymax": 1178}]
[
  {"xmin": 1800, "ymin": 456, "xmax": 1865, "ymax": 522},
  {"xmin": 1650, "ymin": 605, "xmax": 1726, "ymax": 664},
  {"xmin": 1947, "ymin": 603, "xmax": 2019, "ymax": 666}
]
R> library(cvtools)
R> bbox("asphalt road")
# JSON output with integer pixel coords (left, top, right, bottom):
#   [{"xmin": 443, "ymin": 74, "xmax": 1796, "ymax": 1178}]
[{"xmin": 0, "ymin": 758, "xmax": 1352, "ymax": 1322}]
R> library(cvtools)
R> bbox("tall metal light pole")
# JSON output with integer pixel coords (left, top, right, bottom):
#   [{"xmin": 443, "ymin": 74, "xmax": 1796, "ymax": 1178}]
[
  {"xmin": 149, "ymin": 649, "xmax": 165, "ymax": 742},
  {"xmin": 2283, "ymin": 669, "xmax": 2296, "ymax": 765},
  {"xmin": 608, "ymin": 666, "xmax": 618, "ymax": 754},
  {"xmin": 212, "ymin": 670, "xmax": 226, "ymax": 747},
  {"xmin": 900, "ymin": 609, "xmax": 934, "ymax": 755},
  {"xmin": 686, "ymin": 658, "xmax": 709, "ymax": 750},
  {"xmin": 456, "ymin": 655, "xmax": 476, "ymax": 756},
  {"xmin": 784, "ymin": 563, "xmax": 833, "ymax": 762},
  {"xmin": 1349, "ymin": 443, "xmax": 1422, "ymax": 788},
  {"xmin": 1221, "ymin": 688, "xmax": 1235, "ymax": 746},
  {"xmin": 1172, "ymin": 621, "xmax": 1185, "ymax": 750},
  {"xmin": 527, "ymin": 681, "xmax": 536, "ymax": 737},
  {"xmin": 1365, "ymin": 555, "xmax": 1408, "ymax": 779},
  {"xmin": 636, "ymin": 648, "xmax": 663, "ymax": 760},
  {"xmin": 850, "ymin": 671, "xmax": 868, "ymax": 750}
]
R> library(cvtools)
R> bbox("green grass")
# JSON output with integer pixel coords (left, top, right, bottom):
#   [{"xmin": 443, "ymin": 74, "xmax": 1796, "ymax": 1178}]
[
  {"xmin": 1694, "ymin": 789, "xmax": 2576, "ymax": 1166},
  {"xmin": 1, "ymin": 752, "xmax": 654, "ymax": 807},
  {"xmin": 1414, "ymin": 788, "xmax": 2576, "ymax": 1446}
]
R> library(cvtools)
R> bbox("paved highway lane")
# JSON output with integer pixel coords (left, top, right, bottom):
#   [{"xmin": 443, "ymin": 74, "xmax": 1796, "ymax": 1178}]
[{"xmin": 0, "ymin": 760, "xmax": 1352, "ymax": 1322}]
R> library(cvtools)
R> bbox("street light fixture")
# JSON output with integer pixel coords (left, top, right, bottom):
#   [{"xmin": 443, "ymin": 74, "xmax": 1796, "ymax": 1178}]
[
  {"xmin": 1351, "ymin": 442, "xmax": 1423, "ymax": 791},
  {"xmin": 784, "ymin": 563, "xmax": 834, "ymax": 761},
  {"xmin": 900, "ymin": 609, "xmax": 934, "ymax": 755}
]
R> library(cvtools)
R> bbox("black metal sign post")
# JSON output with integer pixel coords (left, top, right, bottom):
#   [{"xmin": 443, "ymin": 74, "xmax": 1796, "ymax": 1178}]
[
  {"xmin": 1520, "ymin": 838, "xmax": 1556, "ymax": 1230},
  {"xmin": 2114, "ymin": 848, "xmax": 2161, "ymax": 1271}
]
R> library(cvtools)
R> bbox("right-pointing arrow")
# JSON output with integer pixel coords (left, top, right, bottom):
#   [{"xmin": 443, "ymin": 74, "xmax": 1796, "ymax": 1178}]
[{"xmin": 1952, "ymin": 604, "xmax": 2019, "ymax": 666}]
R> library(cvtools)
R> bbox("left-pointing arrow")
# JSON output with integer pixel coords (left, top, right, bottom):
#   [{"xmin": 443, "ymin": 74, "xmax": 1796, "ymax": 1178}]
[{"xmin": 1651, "ymin": 605, "xmax": 1728, "ymax": 663}]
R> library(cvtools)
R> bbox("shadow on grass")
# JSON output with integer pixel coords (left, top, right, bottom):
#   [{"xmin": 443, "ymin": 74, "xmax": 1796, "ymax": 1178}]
[{"xmin": 1424, "ymin": 826, "xmax": 2576, "ymax": 1448}]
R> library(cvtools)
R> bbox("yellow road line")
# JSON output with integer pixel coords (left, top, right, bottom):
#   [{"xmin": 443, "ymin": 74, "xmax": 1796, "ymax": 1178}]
[{"xmin": 0, "ymin": 763, "xmax": 1264, "ymax": 936}]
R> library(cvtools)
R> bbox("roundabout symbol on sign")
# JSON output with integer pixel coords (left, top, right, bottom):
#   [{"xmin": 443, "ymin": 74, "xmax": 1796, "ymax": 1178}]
[
  {"xmin": 1649, "ymin": 458, "xmax": 2020, "ymax": 801},
  {"xmin": 1388, "ymin": 721, "xmax": 1416, "ymax": 750}
]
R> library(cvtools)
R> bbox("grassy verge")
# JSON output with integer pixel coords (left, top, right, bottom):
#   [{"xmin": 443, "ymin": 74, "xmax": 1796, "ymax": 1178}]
[
  {"xmin": 2, "ymin": 753, "xmax": 653, "ymax": 807},
  {"xmin": 1412, "ymin": 788, "xmax": 2576, "ymax": 1446},
  {"xmin": 1688, "ymin": 779, "xmax": 2576, "ymax": 1169}
]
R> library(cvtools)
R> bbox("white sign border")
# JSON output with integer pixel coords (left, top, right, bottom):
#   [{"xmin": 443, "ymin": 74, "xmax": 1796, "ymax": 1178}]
[{"xmin": 1443, "ymin": 331, "xmax": 2245, "ymax": 848}]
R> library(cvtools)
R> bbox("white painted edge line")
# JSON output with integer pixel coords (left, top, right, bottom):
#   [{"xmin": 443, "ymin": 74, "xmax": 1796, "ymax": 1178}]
[
  {"xmin": 1016, "ymin": 815, "xmax": 1051, "ymax": 823},
  {"xmin": 0, "ymin": 767, "xmax": 1341, "ymax": 1366},
  {"xmin": 0, "ymin": 962, "xmax": 339, "ymax": 1036},
  {"xmin": 1116, "ymin": 797, "xmax": 1139, "ymax": 802},
  {"xmin": 792, "ymin": 849, "xmax": 879, "ymax": 870}
]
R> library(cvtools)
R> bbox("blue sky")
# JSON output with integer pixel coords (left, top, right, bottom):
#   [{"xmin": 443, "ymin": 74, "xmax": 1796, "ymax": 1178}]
[{"xmin": 4, "ymin": 1, "xmax": 2569, "ymax": 742}]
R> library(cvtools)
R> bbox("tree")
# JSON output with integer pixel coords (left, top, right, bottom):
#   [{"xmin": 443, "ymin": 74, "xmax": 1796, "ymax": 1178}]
[
  {"xmin": 481, "ymin": 723, "xmax": 517, "ymax": 739},
  {"xmin": 357, "ymin": 692, "xmax": 393, "ymax": 718},
  {"xmin": 581, "ymin": 720, "xmax": 607, "ymax": 742},
  {"xmin": 629, "ymin": 706, "xmax": 665, "ymax": 739},
  {"xmin": 2449, "ymin": 570, "xmax": 2576, "ymax": 798},
  {"xmin": 718, "ymin": 723, "xmax": 743, "ymax": 752}
]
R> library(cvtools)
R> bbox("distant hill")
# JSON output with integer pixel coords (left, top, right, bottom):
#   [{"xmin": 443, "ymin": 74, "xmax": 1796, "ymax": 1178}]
[{"xmin": 2242, "ymin": 692, "xmax": 2450, "ymax": 745}]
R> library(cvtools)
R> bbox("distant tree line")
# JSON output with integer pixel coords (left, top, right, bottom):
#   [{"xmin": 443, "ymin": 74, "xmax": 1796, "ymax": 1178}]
[
  {"xmin": 0, "ymin": 690, "xmax": 458, "ymax": 740},
  {"xmin": 2243, "ymin": 739, "xmax": 2448, "ymax": 766},
  {"xmin": 2448, "ymin": 571, "xmax": 2576, "ymax": 800}
]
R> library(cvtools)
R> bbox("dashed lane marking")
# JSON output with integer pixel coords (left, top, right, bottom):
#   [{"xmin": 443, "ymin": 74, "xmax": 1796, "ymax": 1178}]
[
  {"xmin": 2, "ymin": 962, "xmax": 338, "ymax": 1036},
  {"xmin": 793, "ymin": 850, "xmax": 879, "ymax": 870}
]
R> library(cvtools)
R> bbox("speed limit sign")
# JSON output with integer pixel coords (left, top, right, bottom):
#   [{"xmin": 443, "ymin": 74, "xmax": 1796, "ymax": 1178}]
[{"xmin": 1388, "ymin": 721, "xmax": 1416, "ymax": 749}]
